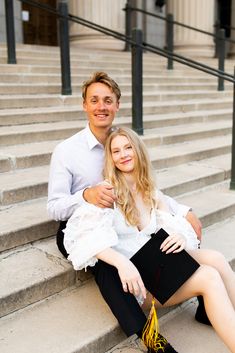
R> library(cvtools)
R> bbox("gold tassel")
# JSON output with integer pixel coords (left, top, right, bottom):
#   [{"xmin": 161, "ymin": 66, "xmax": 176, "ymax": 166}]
[{"xmin": 142, "ymin": 298, "xmax": 167, "ymax": 351}]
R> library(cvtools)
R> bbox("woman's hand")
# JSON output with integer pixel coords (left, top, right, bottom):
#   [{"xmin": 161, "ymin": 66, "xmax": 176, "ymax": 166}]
[
  {"xmin": 160, "ymin": 233, "xmax": 186, "ymax": 254},
  {"xmin": 117, "ymin": 258, "xmax": 146, "ymax": 299}
]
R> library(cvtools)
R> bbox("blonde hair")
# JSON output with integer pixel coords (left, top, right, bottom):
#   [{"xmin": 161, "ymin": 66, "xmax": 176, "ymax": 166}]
[
  {"xmin": 82, "ymin": 71, "xmax": 121, "ymax": 102},
  {"xmin": 104, "ymin": 127, "xmax": 157, "ymax": 226}
]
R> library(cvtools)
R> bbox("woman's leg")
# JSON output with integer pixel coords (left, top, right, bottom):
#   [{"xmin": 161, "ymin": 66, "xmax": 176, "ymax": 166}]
[
  {"xmin": 188, "ymin": 249, "xmax": 235, "ymax": 307},
  {"xmin": 144, "ymin": 265, "xmax": 235, "ymax": 353}
]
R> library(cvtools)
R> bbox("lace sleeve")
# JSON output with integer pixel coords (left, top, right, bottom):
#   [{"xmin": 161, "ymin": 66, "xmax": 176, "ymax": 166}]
[
  {"xmin": 155, "ymin": 209, "xmax": 200, "ymax": 250},
  {"xmin": 63, "ymin": 203, "xmax": 118, "ymax": 270}
]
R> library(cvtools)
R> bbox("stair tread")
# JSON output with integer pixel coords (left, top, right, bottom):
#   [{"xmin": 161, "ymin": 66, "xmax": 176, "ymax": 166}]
[{"xmin": 0, "ymin": 280, "xmax": 123, "ymax": 353}]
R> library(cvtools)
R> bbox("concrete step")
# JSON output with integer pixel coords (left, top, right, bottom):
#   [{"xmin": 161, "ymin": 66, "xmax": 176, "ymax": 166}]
[
  {"xmin": 156, "ymin": 154, "xmax": 231, "ymax": 197},
  {"xmin": 177, "ymin": 181, "xmax": 235, "ymax": 228},
  {"xmin": 0, "ymin": 120, "xmax": 231, "ymax": 204},
  {"xmin": 0, "ymin": 97, "xmax": 232, "ymax": 126},
  {"xmin": 0, "ymin": 139, "xmax": 59, "ymax": 172},
  {"xmin": 0, "ymin": 197, "xmax": 56, "ymax": 252},
  {"xmin": 0, "ymin": 127, "xmax": 231, "ymax": 173},
  {"xmin": 0, "ymin": 62, "xmax": 233, "ymax": 80},
  {"xmin": 0, "ymin": 280, "xmax": 125, "ymax": 353},
  {"xmin": 0, "ymin": 215, "xmax": 234, "ymax": 353},
  {"xmin": 0, "ymin": 152, "xmax": 231, "ymax": 252},
  {"xmin": 148, "ymin": 135, "xmax": 231, "ymax": 169},
  {"xmin": 0, "ymin": 237, "xmax": 78, "ymax": 317},
  {"xmin": 0, "ymin": 72, "xmax": 226, "ymax": 85},
  {"xmin": 0, "ymin": 115, "xmax": 231, "ymax": 147},
  {"xmin": 0, "ymin": 89, "xmax": 232, "ymax": 109}
]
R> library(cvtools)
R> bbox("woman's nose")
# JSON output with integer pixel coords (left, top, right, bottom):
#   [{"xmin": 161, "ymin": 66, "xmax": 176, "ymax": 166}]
[{"xmin": 120, "ymin": 149, "xmax": 128, "ymax": 158}]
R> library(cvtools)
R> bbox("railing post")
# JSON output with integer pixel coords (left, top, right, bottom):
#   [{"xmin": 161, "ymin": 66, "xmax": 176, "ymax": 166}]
[
  {"xmin": 124, "ymin": 0, "xmax": 132, "ymax": 52},
  {"xmin": 218, "ymin": 28, "xmax": 225, "ymax": 91},
  {"xmin": 4, "ymin": 0, "xmax": 16, "ymax": 64},
  {"xmin": 58, "ymin": 0, "xmax": 72, "ymax": 95},
  {"xmin": 131, "ymin": 28, "xmax": 143, "ymax": 135},
  {"xmin": 214, "ymin": 20, "xmax": 220, "ymax": 58},
  {"xmin": 166, "ymin": 13, "xmax": 174, "ymax": 70},
  {"xmin": 230, "ymin": 67, "xmax": 235, "ymax": 190}
]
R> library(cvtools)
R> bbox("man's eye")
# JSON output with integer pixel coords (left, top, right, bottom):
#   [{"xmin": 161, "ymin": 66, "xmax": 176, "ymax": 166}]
[{"xmin": 106, "ymin": 99, "xmax": 112, "ymax": 104}]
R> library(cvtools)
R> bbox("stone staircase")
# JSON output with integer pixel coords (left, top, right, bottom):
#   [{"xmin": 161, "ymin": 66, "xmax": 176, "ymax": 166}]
[{"xmin": 0, "ymin": 43, "xmax": 235, "ymax": 353}]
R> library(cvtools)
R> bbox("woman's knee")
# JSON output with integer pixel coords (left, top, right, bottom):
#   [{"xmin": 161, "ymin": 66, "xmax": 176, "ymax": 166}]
[{"xmin": 197, "ymin": 265, "xmax": 222, "ymax": 292}]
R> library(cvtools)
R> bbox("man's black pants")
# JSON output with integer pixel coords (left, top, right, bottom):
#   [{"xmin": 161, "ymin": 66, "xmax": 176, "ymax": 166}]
[{"xmin": 57, "ymin": 221, "xmax": 147, "ymax": 337}]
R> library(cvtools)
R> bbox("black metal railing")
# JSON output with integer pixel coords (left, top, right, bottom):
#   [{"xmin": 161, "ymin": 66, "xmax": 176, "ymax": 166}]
[
  {"xmin": 123, "ymin": 2, "xmax": 235, "ymax": 90},
  {"xmin": 4, "ymin": 0, "xmax": 235, "ymax": 189}
]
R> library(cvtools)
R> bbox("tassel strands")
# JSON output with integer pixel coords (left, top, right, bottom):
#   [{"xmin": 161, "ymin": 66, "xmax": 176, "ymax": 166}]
[{"xmin": 142, "ymin": 298, "xmax": 167, "ymax": 352}]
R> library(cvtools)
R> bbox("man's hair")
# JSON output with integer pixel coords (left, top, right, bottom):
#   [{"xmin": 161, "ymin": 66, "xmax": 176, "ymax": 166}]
[
  {"xmin": 82, "ymin": 71, "xmax": 121, "ymax": 101},
  {"xmin": 104, "ymin": 127, "xmax": 157, "ymax": 226}
]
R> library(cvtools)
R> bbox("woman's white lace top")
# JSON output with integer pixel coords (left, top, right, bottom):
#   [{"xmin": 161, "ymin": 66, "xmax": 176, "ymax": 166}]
[{"xmin": 63, "ymin": 202, "xmax": 199, "ymax": 271}]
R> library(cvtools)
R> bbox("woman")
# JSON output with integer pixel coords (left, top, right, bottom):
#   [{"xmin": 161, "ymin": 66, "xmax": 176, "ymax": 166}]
[{"xmin": 64, "ymin": 127, "xmax": 235, "ymax": 353}]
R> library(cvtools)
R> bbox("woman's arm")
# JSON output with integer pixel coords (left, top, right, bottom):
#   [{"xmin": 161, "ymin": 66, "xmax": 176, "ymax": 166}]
[{"xmin": 96, "ymin": 247, "xmax": 146, "ymax": 299}]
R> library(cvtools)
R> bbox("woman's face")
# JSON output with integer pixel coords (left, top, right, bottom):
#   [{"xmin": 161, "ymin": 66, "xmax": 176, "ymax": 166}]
[{"xmin": 110, "ymin": 135, "xmax": 135, "ymax": 173}]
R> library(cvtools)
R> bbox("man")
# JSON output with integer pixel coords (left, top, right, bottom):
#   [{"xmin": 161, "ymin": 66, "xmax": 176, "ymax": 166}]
[{"xmin": 47, "ymin": 72, "xmax": 207, "ymax": 352}]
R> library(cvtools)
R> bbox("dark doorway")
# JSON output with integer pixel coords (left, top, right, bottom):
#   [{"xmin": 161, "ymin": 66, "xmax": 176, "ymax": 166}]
[
  {"xmin": 22, "ymin": 0, "xmax": 58, "ymax": 46},
  {"xmin": 218, "ymin": 0, "xmax": 231, "ymax": 38}
]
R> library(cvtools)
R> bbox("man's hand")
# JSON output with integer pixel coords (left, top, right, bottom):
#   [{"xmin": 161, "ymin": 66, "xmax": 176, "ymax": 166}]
[
  {"xmin": 83, "ymin": 183, "xmax": 116, "ymax": 208},
  {"xmin": 186, "ymin": 211, "xmax": 202, "ymax": 241}
]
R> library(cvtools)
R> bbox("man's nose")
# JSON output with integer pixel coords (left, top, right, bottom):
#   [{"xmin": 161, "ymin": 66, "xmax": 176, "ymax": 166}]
[{"xmin": 97, "ymin": 100, "xmax": 105, "ymax": 109}]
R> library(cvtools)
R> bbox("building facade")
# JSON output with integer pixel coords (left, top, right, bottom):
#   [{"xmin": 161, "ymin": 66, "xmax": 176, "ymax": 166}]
[{"xmin": 1, "ymin": 0, "xmax": 235, "ymax": 57}]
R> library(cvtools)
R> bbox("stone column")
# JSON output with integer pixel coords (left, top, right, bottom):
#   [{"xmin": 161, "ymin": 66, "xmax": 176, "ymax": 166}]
[
  {"xmin": 229, "ymin": 0, "xmax": 235, "ymax": 57},
  {"xmin": 167, "ymin": 0, "xmax": 215, "ymax": 57},
  {"xmin": 68, "ymin": 0, "xmax": 126, "ymax": 50}
]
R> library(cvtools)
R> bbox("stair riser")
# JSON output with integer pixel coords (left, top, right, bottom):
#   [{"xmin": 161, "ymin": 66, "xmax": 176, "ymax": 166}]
[
  {"xmin": 143, "ymin": 128, "xmax": 231, "ymax": 147},
  {"xmin": 1, "ymin": 183, "xmax": 48, "ymax": 206},
  {"xmin": 0, "ymin": 269, "xmax": 77, "ymax": 318},
  {"xmin": 0, "ymin": 128, "xmax": 81, "ymax": 146},
  {"xmin": 2, "ymin": 142, "xmax": 231, "ymax": 174},
  {"xmin": 162, "ymin": 169, "xmax": 230, "ymax": 197},
  {"xmin": 0, "ymin": 220, "xmax": 58, "ymax": 253},
  {"xmin": 0, "ymin": 73, "xmax": 220, "ymax": 85},
  {"xmin": 1, "ymin": 91, "xmax": 232, "ymax": 110},
  {"xmin": 152, "ymin": 146, "xmax": 231, "ymax": 169},
  {"xmin": 1, "ymin": 101, "xmax": 231, "ymax": 127},
  {"xmin": 0, "ymin": 110, "xmax": 83, "ymax": 126},
  {"xmin": 142, "ymin": 112, "xmax": 232, "ymax": 130},
  {"xmin": 0, "ymin": 124, "xmax": 231, "ymax": 148},
  {"xmin": 200, "ymin": 203, "xmax": 235, "ymax": 228},
  {"xmin": 0, "ymin": 110, "xmax": 231, "ymax": 128}
]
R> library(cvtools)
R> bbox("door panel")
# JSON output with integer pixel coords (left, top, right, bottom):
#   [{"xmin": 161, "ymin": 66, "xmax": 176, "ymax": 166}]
[{"xmin": 22, "ymin": 0, "xmax": 58, "ymax": 46}]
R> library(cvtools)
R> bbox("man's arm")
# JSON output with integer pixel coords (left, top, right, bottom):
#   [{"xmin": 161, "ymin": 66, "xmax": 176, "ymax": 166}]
[
  {"xmin": 47, "ymin": 148, "xmax": 116, "ymax": 220},
  {"xmin": 47, "ymin": 147, "xmax": 85, "ymax": 221},
  {"xmin": 158, "ymin": 191, "xmax": 202, "ymax": 240}
]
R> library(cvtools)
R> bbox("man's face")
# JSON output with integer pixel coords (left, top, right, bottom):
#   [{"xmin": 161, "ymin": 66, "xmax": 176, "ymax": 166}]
[{"xmin": 83, "ymin": 82, "xmax": 119, "ymax": 132}]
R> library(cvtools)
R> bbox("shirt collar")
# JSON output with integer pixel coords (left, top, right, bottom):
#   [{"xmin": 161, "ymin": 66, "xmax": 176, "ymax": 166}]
[{"xmin": 85, "ymin": 124, "xmax": 103, "ymax": 150}]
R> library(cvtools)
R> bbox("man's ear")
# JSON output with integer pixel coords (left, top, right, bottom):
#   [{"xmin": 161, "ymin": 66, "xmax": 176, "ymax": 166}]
[
  {"xmin": 83, "ymin": 100, "xmax": 87, "ymax": 111},
  {"xmin": 116, "ymin": 100, "xmax": 120, "ymax": 111}
]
